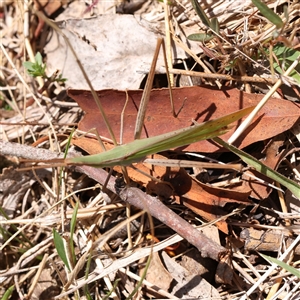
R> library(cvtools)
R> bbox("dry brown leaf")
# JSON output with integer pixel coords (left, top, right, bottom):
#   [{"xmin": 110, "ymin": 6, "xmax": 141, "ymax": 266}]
[
  {"xmin": 140, "ymin": 252, "xmax": 173, "ymax": 295},
  {"xmin": 215, "ymin": 252, "xmax": 234, "ymax": 285},
  {"xmin": 30, "ymin": 268, "xmax": 60, "ymax": 300},
  {"xmin": 242, "ymin": 134, "xmax": 286, "ymax": 199},
  {"xmin": 162, "ymin": 251, "xmax": 221, "ymax": 298},
  {"xmin": 68, "ymin": 86, "xmax": 300, "ymax": 152},
  {"xmin": 164, "ymin": 168, "xmax": 252, "ymax": 233},
  {"xmin": 180, "ymin": 247, "xmax": 217, "ymax": 283}
]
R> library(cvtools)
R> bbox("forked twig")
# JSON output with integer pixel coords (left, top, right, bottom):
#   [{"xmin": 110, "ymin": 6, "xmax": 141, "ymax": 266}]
[{"xmin": 75, "ymin": 164, "xmax": 227, "ymax": 261}]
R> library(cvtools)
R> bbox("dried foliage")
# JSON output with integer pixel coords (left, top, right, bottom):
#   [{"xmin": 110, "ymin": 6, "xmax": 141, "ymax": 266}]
[{"xmin": 1, "ymin": 1, "xmax": 300, "ymax": 299}]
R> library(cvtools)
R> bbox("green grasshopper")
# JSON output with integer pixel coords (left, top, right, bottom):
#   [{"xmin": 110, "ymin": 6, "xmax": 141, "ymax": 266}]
[{"xmin": 34, "ymin": 106, "xmax": 253, "ymax": 168}]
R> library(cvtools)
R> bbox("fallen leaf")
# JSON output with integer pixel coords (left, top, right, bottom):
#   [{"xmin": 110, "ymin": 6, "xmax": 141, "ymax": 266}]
[
  {"xmin": 162, "ymin": 251, "xmax": 221, "ymax": 298},
  {"xmin": 140, "ymin": 252, "xmax": 173, "ymax": 294},
  {"xmin": 71, "ymin": 137, "xmax": 108, "ymax": 156},
  {"xmin": 45, "ymin": 15, "xmax": 199, "ymax": 90},
  {"xmin": 180, "ymin": 247, "xmax": 217, "ymax": 283},
  {"xmin": 68, "ymin": 86, "xmax": 300, "ymax": 152},
  {"xmin": 31, "ymin": 268, "xmax": 60, "ymax": 300},
  {"xmin": 69, "ymin": 85, "xmax": 298, "ymax": 229},
  {"xmin": 163, "ymin": 168, "xmax": 252, "ymax": 233},
  {"xmin": 215, "ymin": 252, "xmax": 233, "ymax": 285}
]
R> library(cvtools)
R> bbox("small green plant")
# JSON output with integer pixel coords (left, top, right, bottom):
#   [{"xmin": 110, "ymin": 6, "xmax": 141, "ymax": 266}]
[
  {"xmin": 23, "ymin": 52, "xmax": 66, "ymax": 83},
  {"xmin": 269, "ymin": 44, "xmax": 300, "ymax": 85},
  {"xmin": 4, "ymin": 104, "xmax": 13, "ymax": 111},
  {"xmin": 23, "ymin": 52, "xmax": 46, "ymax": 77},
  {"xmin": 53, "ymin": 228, "xmax": 71, "ymax": 272}
]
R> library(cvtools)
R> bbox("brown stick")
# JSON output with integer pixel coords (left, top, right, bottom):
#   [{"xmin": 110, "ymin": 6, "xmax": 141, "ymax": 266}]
[
  {"xmin": 1, "ymin": 141, "xmax": 227, "ymax": 261},
  {"xmin": 77, "ymin": 165, "xmax": 227, "ymax": 260},
  {"xmin": 121, "ymin": 186, "xmax": 226, "ymax": 260}
]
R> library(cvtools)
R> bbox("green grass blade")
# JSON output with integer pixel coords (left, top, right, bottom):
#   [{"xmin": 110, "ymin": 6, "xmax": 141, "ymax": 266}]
[
  {"xmin": 190, "ymin": 0, "xmax": 211, "ymax": 28},
  {"xmin": 1, "ymin": 285, "xmax": 14, "ymax": 300},
  {"xmin": 59, "ymin": 128, "xmax": 75, "ymax": 186},
  {"xmin": 84, "ymin": 253, "xmax": 93, "ymax": 299},
  {"xmin": 125, "ymin": 253, "xmax": 152, "ymax": 300},
  {"xmin": 53, "ymin": 228, "xmax": 71, "ymax": 271},
  {"xmin": 260, "ymin": 253, "xmax": 300, "ymax": 278},
  {"xmin": 102, "ymin": 279, "xmax": 121, "ymax": 300},
  {"xmin": 252, "ymin": 0, "xmax": 283, "ymax": 29},
  {"xmin": 213, "ymin": 137, "xmax": 300, "ymax": 199},
  {"xmin": 64, "ymin": 128, "xmax": 74, "ymax": 159},
  {"xmin": 70, "ymin": 201, "xmax": 79, "ymax": 268},
  {"xmin": 67, "ymin": 106, "xmax": 254, "ymax": 167},
  {"xmin": 211, "ymin": 17, "xmax": 220, "ymax": 33}
]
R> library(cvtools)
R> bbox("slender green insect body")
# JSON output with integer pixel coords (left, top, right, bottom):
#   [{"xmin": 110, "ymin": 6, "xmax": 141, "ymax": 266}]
[{"xmin": 65, "ymin": 106, "xmax": 254, "ymax": 168}]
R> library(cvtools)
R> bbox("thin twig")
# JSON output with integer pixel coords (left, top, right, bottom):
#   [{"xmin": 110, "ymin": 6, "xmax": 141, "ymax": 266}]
[{"xmin": 170, "ymin": 68, "xmax": 278, "ymax": 84}]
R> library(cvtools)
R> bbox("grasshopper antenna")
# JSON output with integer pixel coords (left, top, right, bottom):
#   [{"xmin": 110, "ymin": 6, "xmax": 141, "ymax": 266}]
[{"xmin": 18, "ymin": 158, "xmax": 67, "ymax": 171}]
